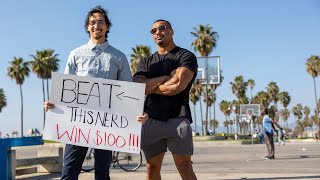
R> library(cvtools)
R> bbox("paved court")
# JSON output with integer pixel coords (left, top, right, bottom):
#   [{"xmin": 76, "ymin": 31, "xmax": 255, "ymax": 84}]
[{"xmin": 16, "ymin": 140, "xmax": 320, "ymax": 180}]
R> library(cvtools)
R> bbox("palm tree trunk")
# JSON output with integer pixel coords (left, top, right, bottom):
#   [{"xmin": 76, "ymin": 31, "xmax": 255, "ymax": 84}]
[
  {"xmin": 193, "ymin": 104, "xmax": 197, "ymax": 133},
  {"xmin": 46, "ymin": 79, "xmax": 49, "ymax": 100},
  {"xmin": 250, "ymin": 88, "xmax": 253, "ymax": 104},
  {"xmin": 42, "ymin": 79, "xmax": 46, "ymax": 129},
  {"xmin": 209, "ymin": 105, "xmax": 211, "ymax": 127},
  {"xmin": 204, "ymin": 57, "xmax": 209, "ymax": 135},
  {"xmin": 20, "ymin": 85, "xmax": 24, "ymax": 137},
  {"xmin": 285, "ymin": 108, "xmax": 289, "ymax": 130},
  {"xmin": 213, "ymin": 101, "xmax": 216, "ymax": 134},
  {"xmin": 313, "ymin": 77, "xmax": 320, "ymax": 130},
  {"xmin": 205, "ymin": 86, "xmax": 209, "ymax": 135},
  {"xmin": 199, "ymin": 96, "xmax": 204, "ymax": 135}
]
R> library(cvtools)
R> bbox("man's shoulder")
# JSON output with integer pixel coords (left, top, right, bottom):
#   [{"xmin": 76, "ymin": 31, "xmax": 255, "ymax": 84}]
[
  {"xmin": 141, "ymin": 52, "xmax": 157, "ymax": 62},
  {"xmin": 69, "ymin": 44, "xmax": 89, "ymax": 56},
  {"xmin": 106, "ymin": 44, "xmax": 127, "ymax": 59},
  {"xmin": 175, "ymin": 46, "xmax": 194, "ymax": 54},
  {"xmin": 174, "ymin": 46, "xmax": 196, "ymax": 59}
]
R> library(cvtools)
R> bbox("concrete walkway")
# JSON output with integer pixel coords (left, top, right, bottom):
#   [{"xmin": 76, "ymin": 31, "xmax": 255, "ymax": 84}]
[{"xmin": 16, "ymin": 139, "xmax": 320, "ymax": 180}]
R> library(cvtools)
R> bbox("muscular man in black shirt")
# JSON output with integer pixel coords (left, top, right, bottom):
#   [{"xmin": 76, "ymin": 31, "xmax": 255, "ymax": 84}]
[{"xmin": 133, "ymin": 19, "xmax": 197, "ymax": 180}]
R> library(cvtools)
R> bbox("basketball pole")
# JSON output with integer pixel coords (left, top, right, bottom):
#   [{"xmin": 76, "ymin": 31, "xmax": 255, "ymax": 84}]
[{"xmin": 205, "ymin": 57, "xmax": 209, "ymax": 136}]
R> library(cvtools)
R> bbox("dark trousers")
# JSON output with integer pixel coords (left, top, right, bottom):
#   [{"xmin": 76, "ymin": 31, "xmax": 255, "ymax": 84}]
[
  {"xmin": 264, "ymin": 132, "xmax": 275, "ymax": 158},
  {"xmin": 61, "ymin": 144, "xmax": 112, "ymax": 180}
]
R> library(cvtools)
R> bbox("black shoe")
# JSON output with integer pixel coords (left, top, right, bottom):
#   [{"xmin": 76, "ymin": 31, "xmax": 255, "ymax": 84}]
[
  {"xmin": 269, "ymin": 156, "xmax": 275, "ymax": 159},
  {"xmin": 264, "ymin": 156, "xmax": 275, "ymax": 160}
]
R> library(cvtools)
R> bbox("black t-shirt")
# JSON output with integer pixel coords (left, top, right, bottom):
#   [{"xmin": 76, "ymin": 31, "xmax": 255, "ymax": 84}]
[{"xmin": 134, "ymin": 46, "xmax": 198, "ymax": 123}]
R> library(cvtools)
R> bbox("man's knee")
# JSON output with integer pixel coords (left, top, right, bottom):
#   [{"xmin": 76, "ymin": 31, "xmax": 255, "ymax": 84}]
[{"xmin": 173, "ymin": 154, "xmax": 192, "ymax": 169}]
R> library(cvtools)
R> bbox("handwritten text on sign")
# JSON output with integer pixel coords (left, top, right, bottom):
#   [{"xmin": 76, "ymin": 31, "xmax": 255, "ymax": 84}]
[{"xmin": 43, "ymin": 72, "xmax": 145, "ymax": 153}]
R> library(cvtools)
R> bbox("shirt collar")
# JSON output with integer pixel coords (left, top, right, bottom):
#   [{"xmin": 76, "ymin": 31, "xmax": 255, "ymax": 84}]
[{"xmin": 88, "ymin": 39, "xmax": 109, "ymax": 51}]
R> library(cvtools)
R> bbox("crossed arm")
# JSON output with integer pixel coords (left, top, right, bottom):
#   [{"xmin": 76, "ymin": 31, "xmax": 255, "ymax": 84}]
[{"xmin": 133, "ymin": 67, "xmax": 194, "ymax": 96}]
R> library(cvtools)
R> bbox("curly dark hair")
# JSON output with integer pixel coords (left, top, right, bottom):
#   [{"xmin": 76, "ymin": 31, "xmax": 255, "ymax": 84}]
[{"xmin": 85, "ymin": 6, "xmax": 112, "ymax": 38}]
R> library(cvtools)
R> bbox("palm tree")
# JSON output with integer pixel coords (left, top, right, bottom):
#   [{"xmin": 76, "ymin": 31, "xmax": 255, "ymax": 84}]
[
  {"xmin": 252, "ymin": 91, "xmax": 270, "ymax": 110},
  {"xmin": 303, "ymin": 106, "xmax": 312, "ymax": 128},
  {"xmin": 191, "ymin": 24, "xmax": 218, "ymax": 135},
  {"xmin": 266, "ymin": 82, "xmax": 280, "ymax": 122},
  {"xmin": 189, "ymin": 83, "xmax": 200, "ymax": 133},
  {"xmin": 30, "ymin": 49, "xmax": 60, "ymax": 128},
  {"xmin": 210, "ymin": 119, "xmax": 219, "ymax": 134},
  {"xmin": 196, "ymin": 84, "xmax": 205, "ymax": 135},
  {"xmin": 7, "ymin": 57, "xmax": 30, "ymax": 137},
  {"xmin": 292, "ymin": 104, "xmax": 303, "ymax": 121},
  {"xmin": 252, "ymin": 91, "xmax": 270, "ymax": 130},
  {"xmin": 305, "ymin": 55, "xmax": 320, "ymax": 130},
  {"xmin": 247, "ymin": 79, "xmax": 255, "ymax": 103},
  {"xmin": 203, "ymin": 88, "xmax": 214, "ymax": 134},
  {"xmin": 278, "ymin": 91, "xmax": 291, "ymax": 128},
  {"xmin": 191, "ymin": 24, "xmax": 218, "ymax": 57},
  {"xmin": 223, "ymin": 120, "xmax": 230, "ymax": 134},
  {"xmin": 219, "ymin": 100, "xmax": 232, "ymax": 129},
  {"xmin": 0, "ymin": 88, "xmax": 7, "ymax": 112},
  {"xmin": 230, "ymin": 76, "xmax": 249, "ymax": 105},
  {"xmin": 43, "ymin": 49, "xmax": 60, "ymax": 100},
  {"xmin": 279, "ymin": 109, "xmax": 290, "ymax": 130},
  {"xmin": 130, "ymin": 45, "xmax": 151, "ymax": 75}
]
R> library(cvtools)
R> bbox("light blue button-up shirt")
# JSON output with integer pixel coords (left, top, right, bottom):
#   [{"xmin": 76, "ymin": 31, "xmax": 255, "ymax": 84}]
[{"xmin": 64, "ymin": 40, "xmax": 132, "ymax": 82}]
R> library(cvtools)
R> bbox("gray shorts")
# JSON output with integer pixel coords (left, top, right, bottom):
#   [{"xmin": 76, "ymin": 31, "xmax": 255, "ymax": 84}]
[{"xmin": 141, "ymin": 117, "xmax": 194, "ymax": 160}]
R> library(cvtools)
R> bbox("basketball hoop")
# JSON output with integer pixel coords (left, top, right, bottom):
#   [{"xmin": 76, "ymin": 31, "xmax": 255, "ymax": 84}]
[{"xmin": 196, "ymin": 56, "xmax": 220, "ymax": 85}]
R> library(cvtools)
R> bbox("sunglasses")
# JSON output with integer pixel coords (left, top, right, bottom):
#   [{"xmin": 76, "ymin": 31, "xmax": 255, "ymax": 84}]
[{"xmin": 150, "ymin": 25, "xmax": 171, "ymax": 34}]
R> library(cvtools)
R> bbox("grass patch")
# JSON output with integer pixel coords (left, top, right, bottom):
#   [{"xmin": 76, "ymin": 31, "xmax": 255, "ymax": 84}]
[{"xmin": 44, "ymin": 140, "xmax": 59, "ymax": 143}]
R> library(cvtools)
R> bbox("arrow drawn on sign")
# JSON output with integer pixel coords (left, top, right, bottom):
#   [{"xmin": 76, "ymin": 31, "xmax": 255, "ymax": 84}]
[{"xmin": 116, "ymin": 92, "xmax": 139, "ymax": 101}]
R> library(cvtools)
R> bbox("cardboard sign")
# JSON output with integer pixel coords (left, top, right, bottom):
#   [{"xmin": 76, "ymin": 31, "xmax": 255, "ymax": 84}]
[{"xmin": 43, "ymin": 72, "xmax": 145, "ymax": 153}]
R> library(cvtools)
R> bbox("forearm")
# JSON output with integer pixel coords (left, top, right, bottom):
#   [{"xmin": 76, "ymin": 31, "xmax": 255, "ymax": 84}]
[
  {"xmin": 154, "ymin": 79, "xmax": 182, "ymax": 96},
  {"xmin": 133, "ymin": 75, "xmax": 169, "ymax": 95},
  {"xmin": 153, "ymin": 67, "xmax": 193, "ymax": 96}
]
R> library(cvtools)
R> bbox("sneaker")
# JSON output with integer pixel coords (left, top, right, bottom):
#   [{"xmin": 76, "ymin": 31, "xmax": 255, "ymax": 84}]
[
  {"xmin": 264, "ymin": 156, "xmax": 275, "ymax": 160},
  {"xmin": 263, "ymin": 156, "xmax": 270, "ymax": 159}
]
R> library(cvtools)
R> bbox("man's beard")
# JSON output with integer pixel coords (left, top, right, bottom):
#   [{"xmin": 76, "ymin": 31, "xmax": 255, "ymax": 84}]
[
  {"xmin": 156, "ymin": 40, "xmax": 164, "ymax": 46},
  {"xmin": 93, "ymin": 34, "xmax": 103, "ymax": 40}
]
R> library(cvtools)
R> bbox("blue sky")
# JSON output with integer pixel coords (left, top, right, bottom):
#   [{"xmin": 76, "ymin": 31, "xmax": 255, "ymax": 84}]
[{"xmin": 1, "ymin": 0, "xmax": 320, "ymax": 136}]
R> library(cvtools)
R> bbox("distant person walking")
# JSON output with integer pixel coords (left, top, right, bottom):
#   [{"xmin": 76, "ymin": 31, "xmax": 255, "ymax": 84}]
[
  {"xmin": 261, "ymin": 109, "xmax": 277, "ymax": 159},
  {"xmin": 277, "ymin": 127, "xmax": 285, "ymax": 146}
]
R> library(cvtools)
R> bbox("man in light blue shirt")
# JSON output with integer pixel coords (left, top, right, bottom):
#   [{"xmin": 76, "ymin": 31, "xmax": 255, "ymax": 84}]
[
  {"xmin": 61, "ymin": 6, "xmax": 132, "ymax": 180},
  {"xmin": 44, "ymin": 6, "xmax": 147, "ymax": 180},
  {"xmin": 261, "ymin": 108, "xmax": 277, "ymax": 160}
]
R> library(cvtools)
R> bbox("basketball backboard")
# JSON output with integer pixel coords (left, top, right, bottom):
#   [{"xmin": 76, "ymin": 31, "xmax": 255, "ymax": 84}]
[
  {"xmin": 196, "ymin": 56, "xmax": 220, "ymax": 85},
  {"xmin": 240, "ymin": 104, "xmax": 260, "ymax": 121}
]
